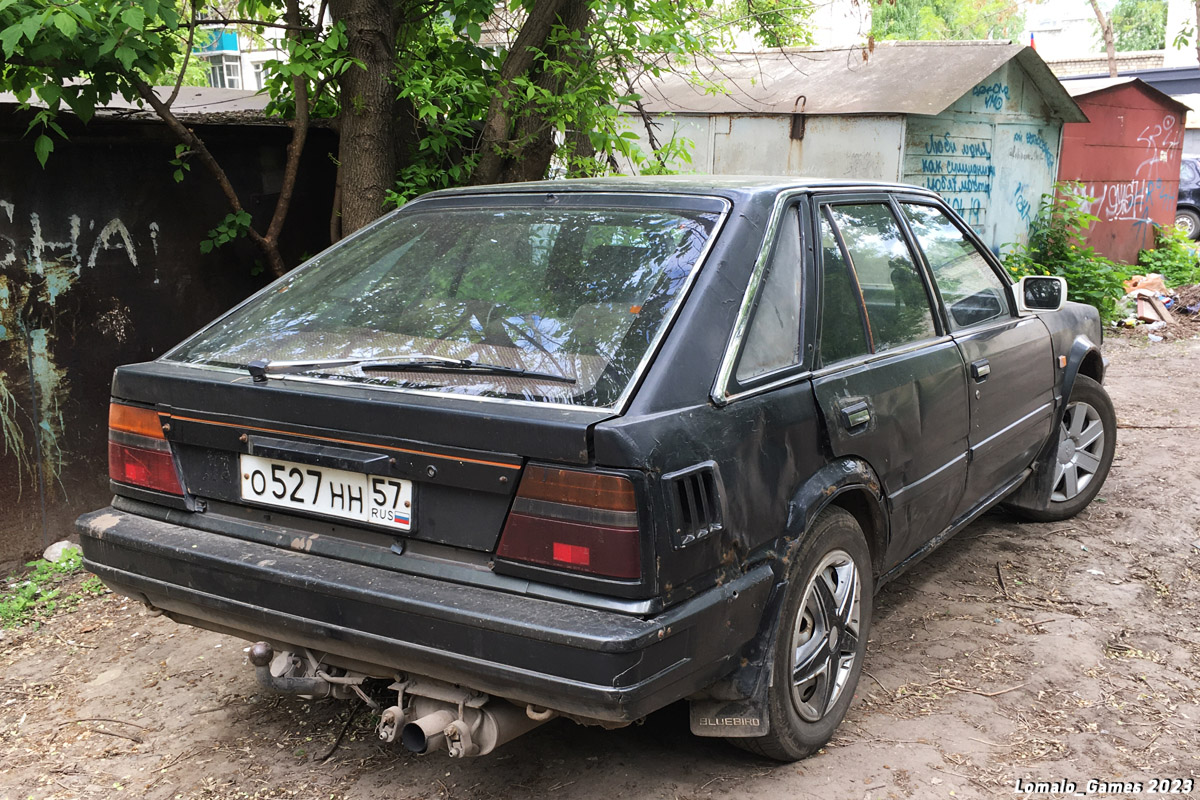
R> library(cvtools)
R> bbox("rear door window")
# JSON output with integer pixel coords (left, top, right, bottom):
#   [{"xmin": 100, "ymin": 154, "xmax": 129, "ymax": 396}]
[
  {"xmin": 817, "ymin": 208, "xmax": 870, "ymax": 366},
  {"xmin": 824, "ymin": 204, "xmax": 939, "ymax": 352}
]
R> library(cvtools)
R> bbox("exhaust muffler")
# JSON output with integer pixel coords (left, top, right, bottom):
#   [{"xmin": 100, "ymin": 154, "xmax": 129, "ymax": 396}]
[{"xmin": 398, "ymin": 696, "xmax": 555, "ymax": 757}]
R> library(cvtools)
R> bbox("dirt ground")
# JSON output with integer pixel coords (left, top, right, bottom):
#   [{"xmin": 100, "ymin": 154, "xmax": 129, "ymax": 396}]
[{"xmin": 2, "ymin": 331, "xmax": 1198, "ymax": 800}]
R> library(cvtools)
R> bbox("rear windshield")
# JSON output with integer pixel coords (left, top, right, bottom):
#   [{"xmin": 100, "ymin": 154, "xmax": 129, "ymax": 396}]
[{"xmin": 166, "ymin": 197, "xmax": 724, "ymax": 408}]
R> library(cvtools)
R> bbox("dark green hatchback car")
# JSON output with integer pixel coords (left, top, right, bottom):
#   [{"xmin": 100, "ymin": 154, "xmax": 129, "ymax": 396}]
[{"xmin": 79, "ymin": 177, "xmax": 1114, "ymax": 761}]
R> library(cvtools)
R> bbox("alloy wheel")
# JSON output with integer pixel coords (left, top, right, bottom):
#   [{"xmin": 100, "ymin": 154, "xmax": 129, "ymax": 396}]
[
  {"xmin": 1052, "ymin": 399, "xmax": 1106, "ymax": 502},
  {"xmin": 790, "ymin": 550, "xmax": 862, "ymax": 722}
]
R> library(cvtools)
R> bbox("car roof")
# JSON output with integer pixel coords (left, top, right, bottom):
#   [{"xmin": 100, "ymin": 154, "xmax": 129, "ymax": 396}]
[{"xmin": 418, "ymin": 175, "xmax": 943, "ymax": 203}]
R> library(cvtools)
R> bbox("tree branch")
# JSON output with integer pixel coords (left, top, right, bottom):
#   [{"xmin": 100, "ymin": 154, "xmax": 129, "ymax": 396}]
[
  {"xmin": 263, "ymin": 0, "xmax": 311, "ymax": 261},
  {"xmin": 166, "ymin": 0, "xmax": 199, "ymax": 108}
]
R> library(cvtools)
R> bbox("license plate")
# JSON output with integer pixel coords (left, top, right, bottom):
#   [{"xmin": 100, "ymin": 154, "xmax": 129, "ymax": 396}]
[{"xmin": 239, "ymin": 454, "xmax": 413, "ymax": 531}]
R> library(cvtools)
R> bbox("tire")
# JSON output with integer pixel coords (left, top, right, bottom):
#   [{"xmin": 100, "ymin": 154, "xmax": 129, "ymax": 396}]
[
  {"xmin": 1176, "ymin": 207, "xmax": 1200, "ymax": 240},
  {"xmin": 730, "ymin": 506, "xmax": 872, "ymax": 761},
  {"xmin": 1007, "ymin": 375, "xmax": 1116, "ymax": 523}
]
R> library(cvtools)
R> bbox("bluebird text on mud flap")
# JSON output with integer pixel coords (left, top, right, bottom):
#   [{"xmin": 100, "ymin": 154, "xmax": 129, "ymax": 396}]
[{"xmin": 1013, "ymin": 778, "xmax": 1195, "ymax": 795}]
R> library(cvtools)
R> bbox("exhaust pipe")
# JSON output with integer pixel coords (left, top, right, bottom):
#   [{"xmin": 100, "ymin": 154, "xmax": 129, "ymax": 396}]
[
  {"xmin": 401, "ymin": 709, "xmax": 457, "ymax": 754},
  {"xmin": 398, "ymin": 697, "xmax": 556, "ymax": 757}
]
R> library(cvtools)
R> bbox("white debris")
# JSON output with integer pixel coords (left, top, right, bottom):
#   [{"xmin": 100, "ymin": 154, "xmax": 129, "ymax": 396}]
[{"xmin": 42, "ymin": 540, "xmax": 81, "ymax": 563}]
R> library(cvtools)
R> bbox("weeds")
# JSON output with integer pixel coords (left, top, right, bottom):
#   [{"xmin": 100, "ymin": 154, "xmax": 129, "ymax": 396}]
[
  {"xmin": 1137, "ymin": 225, "xmax": 1200, "ymax": 287},
  {"xmin": 1004, "ymin": 182, "xmax": 1129, "ymax": 322},
  {"xmin": 0, "ymin": 547, "xmax": 104, "ymax": 629}
]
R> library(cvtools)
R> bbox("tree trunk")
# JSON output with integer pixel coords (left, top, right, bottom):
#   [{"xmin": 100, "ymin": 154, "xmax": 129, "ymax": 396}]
[
  {"xmin": 330, "ymin": 0, "xmax": 397, "ymax": 236},
  {"xmin": 1089, "ymin": 0, "xmax": 1118, "ymax": 77},
  {"xmin": 1194, "ymin": 0, "xmax": 1200, "ymax": 66},
  {"xmin": 471, "ymin": 0, "xmax": 591, "ymax": 186}
]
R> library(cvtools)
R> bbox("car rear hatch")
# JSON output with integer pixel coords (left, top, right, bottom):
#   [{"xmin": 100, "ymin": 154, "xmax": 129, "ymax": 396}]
[
  {"xmin": 110, "ymin": 359, "xmax": 606, "ymax": 555},
  {"xmin": 101, "ymin": 191, "xmax": 729, "ymax": 591}
]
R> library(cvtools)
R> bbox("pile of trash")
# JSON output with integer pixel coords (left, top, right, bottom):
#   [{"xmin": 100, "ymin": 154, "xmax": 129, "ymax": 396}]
[{"xmin": 1113, "ymin": 274, "xmax": 1200, "ymax": 341}]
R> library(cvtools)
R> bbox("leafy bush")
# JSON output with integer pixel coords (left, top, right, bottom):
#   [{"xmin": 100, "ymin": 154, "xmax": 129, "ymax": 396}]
[
  {"xmin": 1137, "ymin": 225, "xmax": 1200, "ymax": 286},
  {"xmin": 1004, "ymin": 182, "xmax": 1129, "ymax": 321}
]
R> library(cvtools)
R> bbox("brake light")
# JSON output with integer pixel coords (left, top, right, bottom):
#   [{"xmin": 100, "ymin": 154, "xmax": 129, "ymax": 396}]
[
  {"xmin": 496, "ymin": 465, "xmax": 641, "ymax": 579},
  {"xmin": 108, "ymin": 403, "xmax": 183, "ymax": 495}
]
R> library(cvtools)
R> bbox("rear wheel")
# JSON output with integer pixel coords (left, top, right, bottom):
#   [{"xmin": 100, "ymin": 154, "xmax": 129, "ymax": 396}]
[
  {"xmin": 731, "ymin": 506, "xmax": 872, "ymax": 761},
  {"xmin": 1176, "ymin": 207, "xmax": 1200, "ymax": 240},
  {"xmin": 1007, "ymin": 375, "xmax": 1116, "ymax": 522}
]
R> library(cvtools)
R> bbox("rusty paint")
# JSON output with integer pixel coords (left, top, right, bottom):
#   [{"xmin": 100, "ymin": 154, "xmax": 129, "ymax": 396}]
[{"xmin": 1059, "ymin": 82, "xmax": 1187, "ymax": 264}]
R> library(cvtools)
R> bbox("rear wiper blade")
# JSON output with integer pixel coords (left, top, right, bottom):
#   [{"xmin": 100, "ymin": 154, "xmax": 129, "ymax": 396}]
[
  {"xmin": 247, "ymin": 354, "xmax": 463, "ymax": 382},
  {"xmin": 247, "ymin": 354, "xmax": 576, "ymax": 385},
  {"xmin": 361, "ymin": 359, "xmax": 577, "ymax": 385}
]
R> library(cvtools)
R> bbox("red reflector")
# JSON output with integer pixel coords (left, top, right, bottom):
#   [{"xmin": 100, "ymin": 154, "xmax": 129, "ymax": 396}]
[
  {"xmin": 552, "ymin": 541, "xmax": 591, "ymax": 567},
  {"xmin": 108, "ymin": 440, "xmax": 183, "ymax": 495},
  {"xmin": 497, "ymin": 513, "xmax": 639, "ymax": 579}
]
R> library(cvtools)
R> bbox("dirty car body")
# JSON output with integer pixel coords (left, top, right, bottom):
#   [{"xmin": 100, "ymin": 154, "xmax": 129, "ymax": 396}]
[{"xmin": 78, "ymin": 177, "xmax": 1114, "ymax": 760}]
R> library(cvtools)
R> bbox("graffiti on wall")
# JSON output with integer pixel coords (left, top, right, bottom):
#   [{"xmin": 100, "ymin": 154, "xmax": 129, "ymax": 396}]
[
  {"xmin": 910, "ymin": 131, "xmax": 994, "ymax": 229},
  {"xmin": 972, "ymin": 82, "xmax": 1010, "ymax": 112},
  {"xmin": 1083, "ymin": 115, "xmax": 1181, "ymax": 249},
  {"xmin": 0, "ymin": 200, "xmax": 155, "ymax": 499}
]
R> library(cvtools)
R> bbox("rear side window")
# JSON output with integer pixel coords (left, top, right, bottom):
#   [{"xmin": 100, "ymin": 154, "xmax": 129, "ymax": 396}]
[
  {"xmin": 902, "ymin": 204, "xmax": 1010, "ymax": 330},
  {"xmin": 736, "ymin": 206, "xmax": 803, "ymax": 381},
  {"xmin": 825, "ymin": 204, "xmax": 938, "ymax": 352}
]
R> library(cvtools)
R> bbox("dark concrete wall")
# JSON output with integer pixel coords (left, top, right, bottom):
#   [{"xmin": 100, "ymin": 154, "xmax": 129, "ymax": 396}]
[{"xmin": 0, "ymin": 111, "xmax": 338, "ymax": 564}]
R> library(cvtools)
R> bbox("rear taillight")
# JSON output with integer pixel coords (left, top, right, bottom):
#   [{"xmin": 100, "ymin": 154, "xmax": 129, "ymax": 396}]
[
  {"xmin": 496, "ymin": 465, "xmax": 641, "ymax": 580},
  {"xmin": 108, "ymin": 403, "xmax": 183, "ymax": 495}
]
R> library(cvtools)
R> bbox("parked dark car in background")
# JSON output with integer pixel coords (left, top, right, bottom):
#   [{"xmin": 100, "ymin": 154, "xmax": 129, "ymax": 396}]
[
  {"xmin": 1176, "ymin": 155, "xmax": 1200, "ymax": 239},
  {"xmin": 78, "ymin": 177, "xmax": 1115, "ymax": 762}
]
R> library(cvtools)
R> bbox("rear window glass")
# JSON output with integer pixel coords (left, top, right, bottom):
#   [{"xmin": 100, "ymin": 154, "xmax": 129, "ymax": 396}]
[{"xmin": 166, "ymin": 200, "xmax": 723, "ymax": 408}]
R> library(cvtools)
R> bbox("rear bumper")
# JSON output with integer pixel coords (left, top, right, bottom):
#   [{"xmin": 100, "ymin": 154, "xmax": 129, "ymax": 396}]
[{"xmin": 77, "ymin": 506, "xmax": 774, "ymax": 722}]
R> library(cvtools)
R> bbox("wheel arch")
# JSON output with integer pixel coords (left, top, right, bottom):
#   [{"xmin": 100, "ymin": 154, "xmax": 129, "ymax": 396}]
[
  {"xmin": 782, "ymin": 456, "xmax": 889, "ymax": 580},
  {"xmin": 689, "ymin": 456, "xmax": 886, "ymax": 738},
  {"xmin": 1002, "ymin": 335, "xmax": 1107, "ymax": 515},
  {"xmin": 1060, "ymin": 335, "xmax": 1105, "ymax": 423}
]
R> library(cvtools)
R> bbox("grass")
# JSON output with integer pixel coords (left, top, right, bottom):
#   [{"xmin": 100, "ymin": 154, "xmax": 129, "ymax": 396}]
[{"xmin": 0, "ymin": 548, "xmax": 107, "ymax": 629}]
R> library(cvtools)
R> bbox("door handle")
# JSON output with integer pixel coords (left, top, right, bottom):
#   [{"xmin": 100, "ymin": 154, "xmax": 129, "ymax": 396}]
[
  {"xmin": 838, "ymin": 399, "xmax": 871, "ymax": 430},
  {"xmin": 971, "ymin": 359, "xmax": 991, "ymax": 382}
]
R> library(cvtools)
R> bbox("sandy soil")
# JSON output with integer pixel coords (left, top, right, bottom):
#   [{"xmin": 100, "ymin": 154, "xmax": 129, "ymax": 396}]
[{"xmin": 2, "ymin": 332, "xmax": 1198, "ymax": 800}]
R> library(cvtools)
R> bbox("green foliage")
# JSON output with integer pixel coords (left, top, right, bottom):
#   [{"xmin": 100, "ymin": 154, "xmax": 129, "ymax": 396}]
[
  {"xmin": 386, "ymin": 0, "xmax": 718, "ymax": 203},
  {"xmin": 168, "ymin": 142, "xmax": 192, "ymax": 183},
  {"xmin": 709, "ymin": 0, "xmax": 815, "ymax": 48},
  {"xmin": 1103, "ymin": 0, "xmax": 1166, "ymax": 51},
  {"xmin": 199, "ymin": 210, "xmax": 254, "ymax": 253},
  {"xmin": 870, "ymin": 0, "xmax": 1024, "ymax": 40},
  {"xmin": 0, "ymin": 0, "xmax": 188, "ymax": 150},
  {"xmin": 0, "ymin": 548, "xmax": 94, "ymax": 628},
  {"xmin": 1137, "ymin": 224, "xmax": 1200, "ymax": 286},
  {"xmin": 1003, "ymin": 182, "xmax": 1129, "ymax": 321},
  {"xmin": 261, "ymin": 18, "xmax": 359, "ymax": 121}
]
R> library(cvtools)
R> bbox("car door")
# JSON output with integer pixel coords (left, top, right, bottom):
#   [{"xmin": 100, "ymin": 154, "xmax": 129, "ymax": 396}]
[
  {"xmin": 810, "ymin": 196, "xmax": 971, "ymax": 566},
  {"xmin": 898, "ymin": 200, "xmax": 1055, "ymax": 518}
]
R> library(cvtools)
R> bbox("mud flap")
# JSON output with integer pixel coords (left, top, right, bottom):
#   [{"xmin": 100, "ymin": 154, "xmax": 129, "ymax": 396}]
[{"xmin": 688, "ymin": 578, "xmax": 787, "ymax": 738}]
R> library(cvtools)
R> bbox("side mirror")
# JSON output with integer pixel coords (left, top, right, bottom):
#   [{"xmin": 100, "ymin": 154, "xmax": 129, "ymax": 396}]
[{"xmin": 1014, "ymin": 275, "xmax": 1067, "ymax": 312}]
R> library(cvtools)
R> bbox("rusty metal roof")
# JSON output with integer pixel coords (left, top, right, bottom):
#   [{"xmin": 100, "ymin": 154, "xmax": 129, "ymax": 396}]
[
  {"xmin": 1062, "ymin": 76, "xmax": 1191, "ymax": 113},
  {"xmin": 635, "ymin": 41, "xmax": 1088, "ymax": 122}
]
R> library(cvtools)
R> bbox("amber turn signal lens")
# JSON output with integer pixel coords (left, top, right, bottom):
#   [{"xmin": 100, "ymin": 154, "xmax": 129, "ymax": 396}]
[
  {"xmin": 109, "ymin": 403, "xmax": 167, "ymax": 439},
  {"xmin": 515, "ymin": 465, "xmax": 637, "ymax": 511}
]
